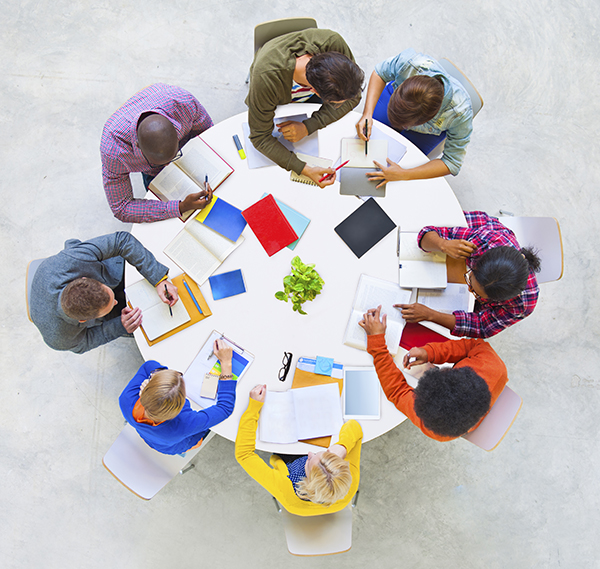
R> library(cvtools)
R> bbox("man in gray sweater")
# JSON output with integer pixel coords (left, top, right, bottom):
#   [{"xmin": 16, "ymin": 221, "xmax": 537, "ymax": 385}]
[
  {"xmin": 30, "ymin": 232, "xmax": 178, "ymax": 354},
  {"xmin": 246, "ymin": 28, "xmax": 364, "ymax": 186}
]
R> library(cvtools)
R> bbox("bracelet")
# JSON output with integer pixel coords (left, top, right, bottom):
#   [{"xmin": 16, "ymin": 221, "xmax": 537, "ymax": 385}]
[{"xmin": 220, "ymin": 374, "xmax": 233, "ymax": 380}]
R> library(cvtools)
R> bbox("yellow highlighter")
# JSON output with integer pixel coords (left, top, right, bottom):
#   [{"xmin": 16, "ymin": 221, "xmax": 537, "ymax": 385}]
[{"xmin": 233, "ymin": 134, "xmax": 246, "ymax": 160}]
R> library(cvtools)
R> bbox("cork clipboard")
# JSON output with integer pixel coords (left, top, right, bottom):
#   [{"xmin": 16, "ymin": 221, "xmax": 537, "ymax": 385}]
[
  {"xmin": 292, "ymin": 368, "xmax": 343, "ymax": 448},
  {"xmin": 135, "ymin": 273, "xmax": 212, "ymax": 346}
]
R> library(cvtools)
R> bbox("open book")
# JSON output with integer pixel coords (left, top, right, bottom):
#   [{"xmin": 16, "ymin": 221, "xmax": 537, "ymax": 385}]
[
  {"xmin": 164, "ymin": 213, "xmax": 245, "ymax": 286},
  {"xmin": 398, "ymin": 231, "xmax": 447, "ymax": 289},
  {"xmin": 149, "ymin": 137, "xmax": 234, "ymax": 220},
  {"xmin": 125, "ymin": 279, "xmax": 190, "ymax": 341},
  {"xmin": 258, "ymin": 384, "xmax": 344, "ymax": 444},
  {"xmin": 343, "ymin": 274, "xmax": 412, "ymax": 354}
]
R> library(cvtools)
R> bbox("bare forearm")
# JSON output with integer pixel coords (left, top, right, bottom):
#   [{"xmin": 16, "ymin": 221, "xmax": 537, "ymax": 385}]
[
  {"xmin": 428, "ymin": 310, "xmax": 456, "ymax": 331},
  {"xmin": 420, "ymin": 231, "xmax": 446, "ymax": 253},
  {"xmin": 363, "ymin": 71, "xmax": 387, "ymax": 117},
  {"xmin": 399, "ymin": 159, "xmax": 451, "ymax": 180}
]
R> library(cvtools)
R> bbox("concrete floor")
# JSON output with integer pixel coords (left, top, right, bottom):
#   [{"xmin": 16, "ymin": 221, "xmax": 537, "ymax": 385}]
[{"xmin": 2, "ymin": 1, "xmax": 599, "ymax": 567}]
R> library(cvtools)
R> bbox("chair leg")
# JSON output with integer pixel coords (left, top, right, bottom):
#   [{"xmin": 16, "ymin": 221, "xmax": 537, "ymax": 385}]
[
  {"xmin": 273, "ymin": 496, "xmax": 282, "ymax": 513},
  {"xmin": 180, "ymin": 463, "xmax": 195, "ymax": 475},
  {"xmin": 351, "ymin": 490, "xmax": 359, "ymax": 508}
]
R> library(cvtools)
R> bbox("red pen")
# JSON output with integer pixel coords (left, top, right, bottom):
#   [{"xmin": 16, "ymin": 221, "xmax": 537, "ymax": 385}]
[{"xmin": 318, "ymin": 160, "xmax": 350, "ymax": 183}]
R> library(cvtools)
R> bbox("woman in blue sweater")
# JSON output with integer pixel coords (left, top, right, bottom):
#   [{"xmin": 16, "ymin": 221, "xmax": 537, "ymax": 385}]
[{"xmin": 119, "ymin": 339, "xmax": 236, "ymax": 455}]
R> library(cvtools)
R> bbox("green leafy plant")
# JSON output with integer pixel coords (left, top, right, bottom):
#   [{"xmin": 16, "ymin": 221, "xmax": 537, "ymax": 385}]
[{"xmin": 275, "ymin": 256, "xmax": 325, "ymax": 315}]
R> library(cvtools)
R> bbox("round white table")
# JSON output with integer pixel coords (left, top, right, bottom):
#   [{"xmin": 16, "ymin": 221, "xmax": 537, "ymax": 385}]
[{"xmin": 127, "ymin": 103, "xmax": 466, "ymax": 453}]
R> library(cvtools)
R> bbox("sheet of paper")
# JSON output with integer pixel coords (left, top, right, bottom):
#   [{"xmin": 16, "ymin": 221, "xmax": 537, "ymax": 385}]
[
  {"xmin": 292, "ymin": 384, "xmax": 343, "ymax": 440},
  {"xmin": 344, "ymin": 274, "xmax": 412, "ymax": 353},
  {"xmin": 341, "ymin": 138, "xmax": 387, "ymax": 168},
  {"xmin": 185, "ymin": 219, "xmax": 245, "ymax": 261},
  {"xmin": 417, "ymin": 283, "xmax": 473, "ymax": 314},
  {"xmin": 150, "ymin": 165, "xmax": 199, "ymax": 200},
  {"xmin": 141, "ymin": 299, "xmax": 190, "ymax": 342},
  {"xmin": 125, "ymin": 279, "xmax": 162, "ymax": 312},
  {"xmin": 259, "ymin": 391, "xmax": 298, "ymax": 444},
  {"xmin": 242, "ymin": 115, "xmax": 319, "ymax": 169},
  {"xmin": 163, "ymin": 229, "xmax": 221, "ymax": 286}
]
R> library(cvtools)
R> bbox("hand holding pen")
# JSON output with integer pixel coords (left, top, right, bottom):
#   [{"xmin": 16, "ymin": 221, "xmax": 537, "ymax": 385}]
[{"xmin": 318, "ymin": 160, "xmax": 350, "ymax": 183}]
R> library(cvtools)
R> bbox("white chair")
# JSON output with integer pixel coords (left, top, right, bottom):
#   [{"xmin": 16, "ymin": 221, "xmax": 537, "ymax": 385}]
[
  {"xmin": 102, "ymin": 423, "xmax": 215, "ymax": 500},
  {"xmin": 246, "ymin": 18, "xmax": 318, "ymax": 83},
  {"xmin": 427, "ymin": 58, "xmax": 484, "ymax": 159},
  {"xmin": 498, "ymin": 216, "xmax": 564, "ymax": 283},
  {"xmin": 462, "ymin": 386, "xmax": 522, "ymax": 451},
  {"xmin": 26, "ymin": 258, "xmax": 46, "ymax": 322},
  {"xmin": 273, "ymin": 491, "xmax": 358, "ymax": 556}
]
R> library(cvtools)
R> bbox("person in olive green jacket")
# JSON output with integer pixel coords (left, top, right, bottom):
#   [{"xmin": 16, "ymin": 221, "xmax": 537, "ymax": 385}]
[{"xmin": 246, "ymin": 28, "xmax": 364, "ymax": 187}]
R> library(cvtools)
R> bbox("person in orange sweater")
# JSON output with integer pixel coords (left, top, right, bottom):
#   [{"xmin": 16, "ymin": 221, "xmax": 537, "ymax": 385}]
[{"xmin": 360, "ymin": 306, "xmax": 508, "ymax": 441}]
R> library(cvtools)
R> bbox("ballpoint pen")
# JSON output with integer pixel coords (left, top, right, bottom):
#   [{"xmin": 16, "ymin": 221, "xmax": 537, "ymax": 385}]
[
  {"xmin": 318, "ymin": 160, "xmax": 350, "ymax": 183},
  {"xmin": 164, "ymin": 283, "xmax": 173, "ymax": 317},
  {"xmin": 364, "ymin": 119, "xmax": 368, "ymax": 156}
]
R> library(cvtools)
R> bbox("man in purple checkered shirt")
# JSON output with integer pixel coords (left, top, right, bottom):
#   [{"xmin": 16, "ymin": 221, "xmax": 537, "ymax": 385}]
[
  {"xmin": 395, "ymin": 211, "xmax": 541, "ymax": 338},
  {"xmin": 100, "ymin": 83, "xmax": 214, "ymax": 223}
]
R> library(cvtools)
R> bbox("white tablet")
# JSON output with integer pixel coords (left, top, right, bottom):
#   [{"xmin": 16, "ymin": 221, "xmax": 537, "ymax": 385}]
[{"xmin": 342, "ymin": 366, "xmax": 381, "ymax": 420}]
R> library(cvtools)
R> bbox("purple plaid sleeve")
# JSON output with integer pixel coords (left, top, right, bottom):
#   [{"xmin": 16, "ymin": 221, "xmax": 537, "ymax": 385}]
[
  {"xmin": 418, "ymin": 211, "xmax": 539, "ymax": 338},
  {"xmin": 100, "ymin": 83, "xmax": 213, "ymax": 223}
]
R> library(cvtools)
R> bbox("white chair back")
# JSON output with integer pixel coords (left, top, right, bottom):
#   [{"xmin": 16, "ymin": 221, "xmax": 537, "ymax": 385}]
[
  {"xmin": 439, "ymin": 58, "xmax": 484, "ymax": 117},
  {"xmin": 462, "ymin": 385, "xmax": 522, "ymax": 451},
  {"xmin": 102, "ymin": 423, "xmax": 212, "ymax": 499},
  {"xmin": 498, "ymin": 216, "xmax": 564, "ymax": 283}
]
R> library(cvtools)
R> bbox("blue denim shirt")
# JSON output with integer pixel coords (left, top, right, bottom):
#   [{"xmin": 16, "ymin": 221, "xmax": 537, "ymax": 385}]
[{"xmin": 375, "ymin": 48, "xmax": 473, "ymax": 175}]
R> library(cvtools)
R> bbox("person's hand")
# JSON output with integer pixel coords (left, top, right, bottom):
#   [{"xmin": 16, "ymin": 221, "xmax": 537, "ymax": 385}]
[
  {"xmin": 179, "ymin": 183, "xmax": 213, "ymax": 214},
  {"xmin": 394, "ymin": 302, "xmax": 434, "ymax": 323},
  {"xmin": 439, "ymin": 238, "xmax": 477, "ymax": 259},
  {"xmin": 121, "ymin": 306, "xmax": 142, "ymax": 333},
  {"xmin": 277, "ymin": 120, "xmax": 308, "ymax": 143},
  {"xmin": 358, "ymin": 305, "xmax": 387, "ymax": 335},
  {"xmin": 355, "ymin": 115, "xmax": 373, "ymax": 141},
  {"xmin": 366, "ymin": 158, "xmax": 409, "ymax": 188},
  {"xmin": 301, "ymin": 164, "xmax": 336, "ymax": 188},
  {"xmin": 403, "ymin": 347, "xmax": 429, "ymax": 369},
  {"xmin": 250, "ymin": 384, "xmax": 267, "ymax": 402},
  {"xmin": 156, "ymin": 280, "xmax": 179, "ymax": 306},
  {"xmin": 213, "ymin": 339, "xmax": 233, "ymax": 365}
]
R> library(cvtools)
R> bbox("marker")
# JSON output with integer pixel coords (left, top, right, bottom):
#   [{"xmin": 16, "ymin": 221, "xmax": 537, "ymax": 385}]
[
  {"xmin": 164, "ymin": 283, "xmax": 173, "ymax": 317},
  {"xmin": 364, "ymin": 119, "xmax": 368, "ymax": 155},
  {"xmin": 233, "ymin": 134, "xmax": 246, "ymax": 160},
  {"xmin": 318, "ymin": 160, "xmax": 350, "ymax": 183},
  {"xmin": 182, "ymin": 278, "xmax": 202, "ymax": 314}
]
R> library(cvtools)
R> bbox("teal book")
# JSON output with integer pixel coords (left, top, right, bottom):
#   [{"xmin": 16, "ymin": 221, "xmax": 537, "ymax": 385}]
[{"xmin": 261, "ymin": 193, "xmax": 310, "ymax": 250}]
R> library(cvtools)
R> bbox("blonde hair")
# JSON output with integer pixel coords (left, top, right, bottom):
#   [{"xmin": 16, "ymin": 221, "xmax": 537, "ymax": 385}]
[
  {"xmin": 140, "ymin": 369, "xmax": 186, "ymax": 422},
  {"xmin": 295, "ymin": 452, "xmax": 352, "ymax": 506}
]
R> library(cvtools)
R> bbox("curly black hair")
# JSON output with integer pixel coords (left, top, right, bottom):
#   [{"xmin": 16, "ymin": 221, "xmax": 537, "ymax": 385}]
[
  {"xmin": 413, "ymin": 366, "xmax": 492, "ymax": 438},
  {"xmin": 472, "ymin": 246, "xmax": 541, "ymax": 301}
]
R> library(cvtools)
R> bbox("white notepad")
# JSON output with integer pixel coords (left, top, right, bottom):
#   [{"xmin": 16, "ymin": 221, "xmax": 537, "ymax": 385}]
[
  {"xmin": 125, "ymin": 279, "xmax": 191, "ymax": 341},
  {"xmin": 258, "ymin": 384, "xmax": 343, "ymax": 444}
]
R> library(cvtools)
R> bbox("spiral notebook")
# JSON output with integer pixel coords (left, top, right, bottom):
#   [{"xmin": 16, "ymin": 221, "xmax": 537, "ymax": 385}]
[{"xmin": 290, "ymin": 153, "xmax": 333, "ymax": 186}]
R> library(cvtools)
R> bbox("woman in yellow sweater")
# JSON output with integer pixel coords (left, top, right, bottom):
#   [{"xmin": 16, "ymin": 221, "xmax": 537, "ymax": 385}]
[{"xmin": 235, "ymin": 385, "xmax": 363, "ymax": 516}]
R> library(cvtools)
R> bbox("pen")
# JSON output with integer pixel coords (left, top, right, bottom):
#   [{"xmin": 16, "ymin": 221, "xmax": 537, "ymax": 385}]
[
  {"xmin": 207, "ymin": 335, "xmax": 225, "ymax": 360},
  {"xmin": 233, "ymin": 134, "xmax": 246, "ymax": 160},
  {"xmin": 182, "ymin": 278, "xmax": 202, "ymax": 314},
  {"xmin": 364, "ymin": 119, "xmax": 368, "ymax": 156},
  {"xmin": 164, "ymin": 284, "xmax": 173, "ymax": 317},
  {"xmin": 318, "ymin": 160, "xmax": 350, "ymax": 183}
]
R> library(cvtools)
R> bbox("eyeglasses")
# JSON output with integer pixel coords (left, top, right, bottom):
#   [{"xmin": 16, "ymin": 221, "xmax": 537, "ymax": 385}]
[
  {"xmin": 278, "ymin": 352, "xmax": 293, "ymax": 382},
  {"xmin": 464, "ymin": 270, "xmax": 483, "ymax": 301},
  {"xmin": 144, "ymin": 149, "xmax": 183, "ymax": 169}
]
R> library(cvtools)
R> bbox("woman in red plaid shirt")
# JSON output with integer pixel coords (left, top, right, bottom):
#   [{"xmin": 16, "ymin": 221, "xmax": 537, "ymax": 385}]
[{"xmin": 396, "ymin": 211, "xmax": 541, "ymax": 338}]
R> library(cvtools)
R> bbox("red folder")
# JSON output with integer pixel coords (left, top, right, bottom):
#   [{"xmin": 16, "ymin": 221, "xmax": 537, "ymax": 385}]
[
  {"xmin": 400, "ymin": 322, "xmax": 450, "ymax": 350},
  {"xmin": 242, "ymin": 194, "xmax": 298, "ymax": 256}
]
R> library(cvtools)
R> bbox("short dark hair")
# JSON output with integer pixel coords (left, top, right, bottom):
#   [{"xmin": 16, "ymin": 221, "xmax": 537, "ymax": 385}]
[
  {"xmin": 414, "ymin": 366, "xmax": 492, "ymax": 438},
  {"xmin": 305, "ymin": 52, "xmax": 364, "ymax": 103},
  {"xmin": 387, "ymin": 75, "xmax": 444, "ymax": 130},
  {"xmin": 473, "ymin": 246, "xmax": 541, "ymax": 301},
  {"xmin": 61, "ymin": 278, "xmax": 111, "ymax": 320}
]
